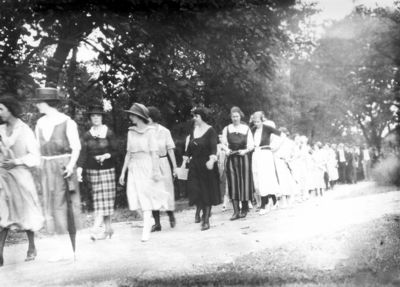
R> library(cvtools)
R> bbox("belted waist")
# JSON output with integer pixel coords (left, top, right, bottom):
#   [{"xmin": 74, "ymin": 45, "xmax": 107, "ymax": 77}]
[
  {"xmin": 159, "ymin": 155, "xmax": 167, "ymax": 158},
  {"xmin": 41, "ymin": 154, "xmax": 71, "ymax": 160},
  {"xmin": 255, "ymin": 145, "xmax": 271, "ymax": 151},
  {"xmin": 228, "ymin": 144, "xmax": 246, "ymax": 151}
]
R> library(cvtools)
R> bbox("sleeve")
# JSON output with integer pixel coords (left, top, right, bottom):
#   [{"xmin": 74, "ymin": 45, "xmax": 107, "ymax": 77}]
[
  {"xmin": 126, "ymin": 131, "xmax": 131, "ymax": 151},
  {"xmin": 266, "ymin": 125, "xmax": 282, "ymax": 137},
  {"xmin": 221, "ymin": 126, "xmax": 228, "ymax": 146},
  {"xmin": 18, "ymin": 126, "xmax": 40, "ymax": 167},
  {"xmin": 165, "ymin": 129, "xmax": 175, "ymax": 150},
  {"xmin": 107, "ymin": 130, "xmax": 120, "ymax": 159},
  {"xmin": 66, "ymin": 119, "xmax": 81, "ymax": 151},
  {"xmin": 34, "ymin": 122, "xmax": 40, "ymax": 146},
  {"xmin": 147, "ymin": 129, "xmax": 158, "ymax": 152},
  {"xmin": 246, "ymin": 127, "xmax": 254, "ymax": 150},
  {"xmin": 77, "ymin": 133, "xmax": 88, "ymax": 169},
  {"xmin": 209, "ymin": 128, "xmax": 218, "ymax": 158},
  {"xmin": 185, "ymin": 134, "xmax": 192, "ymax": 157}
]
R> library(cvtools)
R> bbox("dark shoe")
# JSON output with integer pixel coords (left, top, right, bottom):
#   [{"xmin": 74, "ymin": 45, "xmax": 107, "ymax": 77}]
[
  {"xmin": 0, "ymin": 254, "xmax": 3, "ymax": 267},
  {"xmin": 201, "ymin": 223, "xmax": 210, "ymax": 231},
  {"xmin": 230, "ymin": 213, "xmax": 240, "ymax": 221},
  {"xmin": 195, "ymin": 215, "xmax": 201, "ymax": 223},
  {"xmin": 170, "ymin": 217, "xmax": 176, "ymax": 228},
  {"xmin": 239, "ymin": 211, "xmax": 247, "ymax": 218},
  {"xmin": 25, "ymin": 249, "xmax": 37, "ymax": 262},
  {"xmin": 151, "ymin": 224, "xmax": 161, "ymax": 232}
]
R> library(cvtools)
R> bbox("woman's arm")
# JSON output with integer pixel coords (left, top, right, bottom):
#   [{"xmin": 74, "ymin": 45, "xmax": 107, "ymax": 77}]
[
  {"xmin": 206, "ymin": 127, "xmax": 218, "ymax": 170},
  {"xmin": 65, "ymin": 120, "xmax": 81, "ymax": 178},
  {"xmin": 167, "ymin": 148, "xmax": 178, "ymax": 176},
  {"xmin": 119, "ymin": 151, "xmax": 131, "ymax": 185}
]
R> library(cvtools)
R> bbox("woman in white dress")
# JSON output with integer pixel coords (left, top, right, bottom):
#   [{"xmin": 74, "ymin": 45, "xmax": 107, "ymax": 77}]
[
  {"xmin": 312, "ymin": 142, "xmax": 326, "ymax": 196},
  {"xmin": 147, "ymin": 107, "xmax": 178, "ymax": 232},
  {"xmin": 251, "ymin": 112, "xmax": 284, "ymax": 215},
  {"xmin": 0, "ymin": 96, "xmax": 44, "ymax": 266},
  {"xmin": 327, "ymin": 143, "xmax": 339, "ymax": 189},
  {"xmin": 119, "ymin": 103, "xmax": 168, "ymax": 242}
]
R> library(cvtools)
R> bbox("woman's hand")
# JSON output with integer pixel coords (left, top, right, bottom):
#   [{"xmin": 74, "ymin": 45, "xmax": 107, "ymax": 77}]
[
  {"xmin": 3, "ymin": 159, "xmax": 16, "ymax": 170},
  {"xmin": 206, "ymin": 159, "xmax": 215, "ymax": 170},
  {"xmin": 238, "ymin": 149, "xmax": 247, "ymax": 156},
  {"xmin": 77, "ymin": 167, "xmax": 83, "ymax": 182},
  {"xmin": 172, "ymin": 167, "xmax": 177, "ymax": 178},
  {"xmin": 119, "ymin": 174, "xmax": 125, "ymax": 186},
  {"xmin": 63, "ymin": 164, "xmax": 74, "ymax": 178},
  {"xmin": 95, "ymin": 153, "xmax": 110, "ymax": 165}
]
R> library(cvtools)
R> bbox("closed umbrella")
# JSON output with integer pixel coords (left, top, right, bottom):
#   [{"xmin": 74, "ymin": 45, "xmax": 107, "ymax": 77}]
[{"xmin": 64, "ymin": 174, "xmax": 76, "ymax": 261}]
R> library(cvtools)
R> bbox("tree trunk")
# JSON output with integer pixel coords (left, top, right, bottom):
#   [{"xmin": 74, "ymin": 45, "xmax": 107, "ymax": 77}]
[
  {"xmin": 66, "ymin": 46, "xmax": 78, "ymax": 118},
  {"xmin": 45, "ymin": 40, "xmax": 75, "ymax": 88}
]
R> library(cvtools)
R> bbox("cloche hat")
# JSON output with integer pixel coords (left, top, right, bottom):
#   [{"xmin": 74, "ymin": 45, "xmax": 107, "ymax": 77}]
[{"xmin": 124, "ymin": 103, "xmax": 150, "ymax": 120}]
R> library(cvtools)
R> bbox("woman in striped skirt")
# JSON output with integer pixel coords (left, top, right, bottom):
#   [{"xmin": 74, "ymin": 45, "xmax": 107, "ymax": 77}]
[
  {"xmin": 78, "ymin": 105, "xmax": 119, "ymax": 241},
  {"xmin": 221, "ymin": 107, "xmax": 254, "ymax": 220}
]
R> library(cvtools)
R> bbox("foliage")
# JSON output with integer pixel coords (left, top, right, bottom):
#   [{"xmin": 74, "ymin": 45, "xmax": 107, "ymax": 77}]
[{"xmin": 371, "ymin": 153, "xmax": 400, "ymax": 187}]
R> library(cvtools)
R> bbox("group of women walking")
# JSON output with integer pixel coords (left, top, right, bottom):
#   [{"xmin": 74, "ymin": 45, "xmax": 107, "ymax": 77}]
[
  {"xmin": 0, "ymin": 92, "xmax": 337, "ymax": 267},
  {"xmin": 0, "ymin": 89, "xmax": 178, "ymax": 266}
]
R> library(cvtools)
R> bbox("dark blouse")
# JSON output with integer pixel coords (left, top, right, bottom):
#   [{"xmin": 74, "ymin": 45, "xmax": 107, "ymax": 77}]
[
  {"xmin": 186, "ymin": 127, "xmax": 218, "ymax": 159},
  {"xmin": 251, "ymin": 125, "xmax": 281, "ymax": 146},
  {"xmin": 78, "ymin": 128, "xmax": 119, "ymax": 170}
]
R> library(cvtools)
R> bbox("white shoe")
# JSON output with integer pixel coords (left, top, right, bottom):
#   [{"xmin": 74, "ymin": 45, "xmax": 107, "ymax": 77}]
[
  {"xmin": 259, "ymin": 209, "xmax": 267, "ymax": 215},
  {"xmin": 270, "ymin": 204, "xmax": 278, "ymax": 211}
]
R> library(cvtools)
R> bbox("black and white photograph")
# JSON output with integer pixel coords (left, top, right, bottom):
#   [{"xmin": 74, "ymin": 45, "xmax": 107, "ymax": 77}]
[{"xmin": 0, "ymin": 0, "xmax": 399, "ymax": 286}]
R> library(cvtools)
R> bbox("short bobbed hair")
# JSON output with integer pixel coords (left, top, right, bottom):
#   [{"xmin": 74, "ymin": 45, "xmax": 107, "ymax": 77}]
[
  {"xmin": 252, "ymin": 111, "xmax": 265, "ymax": 122},
  {"xmin": 0, "ymin": 95, "xmax": 22, "ymax": 118},
  {"xmin": 192, "ymin": 107, "xmax": 211, "ymax": 123}
]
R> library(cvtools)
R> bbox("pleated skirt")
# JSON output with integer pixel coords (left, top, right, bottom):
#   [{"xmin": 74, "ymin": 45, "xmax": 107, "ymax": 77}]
[
  {"xmin": 87, "ymin": 168, "xmax": 116, "ymax": 216},
  {"xmin": 226, "ymin": 153, "xmax": 254, "ymax": 201}
]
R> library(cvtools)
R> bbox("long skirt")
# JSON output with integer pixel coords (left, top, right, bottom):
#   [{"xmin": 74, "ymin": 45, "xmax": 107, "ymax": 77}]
[
  {"xmin": 314, "ymin": 167, "xmax": 326, "ymax": 189},
  {"xmin": 41, "ymin": 157, "xmax": 82, "ymax": 234},
  {"xmin": 187, "ymin": 156, "xmax": 221, "ymax": 207},
  {"xmin": 87, "ymin": 168, "xmax": 116, "ymax": 216},
  {"xmin": 226, "ymin": 153, "xmax": 254, "ymax": 201},
  {"xmin": 0, "ymin": 166, "xmax": 44, "ymax": 232},
  {"xmin": 252, "ymin": 149, "xmax": 280, "ymax": 196},
  {"xmin": 127, "ymin": 152, "xmax": 169, "ymax": 211},
  {"xmin": 275, "ymin": 157, "xmax": 300, "ymax": 196},
  {"xmin": 328, "ymin": 164, "xmax": 339, "ymax": 181},
  {"xmin": 158, "ymin": 157, "xmax": 175, "ymax": 210}
]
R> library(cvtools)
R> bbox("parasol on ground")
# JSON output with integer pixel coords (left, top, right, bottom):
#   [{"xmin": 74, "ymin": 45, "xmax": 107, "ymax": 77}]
[{"xmin": 64, "ymin": 171, "xmax": 76, "ymax": 261}]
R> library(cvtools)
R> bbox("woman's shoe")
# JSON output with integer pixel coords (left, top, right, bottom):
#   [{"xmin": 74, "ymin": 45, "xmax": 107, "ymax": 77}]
[
  {"xmin": 105, "ymin": 229, "xmax": 114, "ymax": 238},
  {"xmin": 90, "ymin": 229, "xmax": 113, "ymax": 241},
  {"xmin": 222, "ymin": 206, "xmax": 227, "ymax": 212},
  {"xmin": 230, "ymin": 213, "xmax": 240, "ymax": 221},
  {"xmin": 151, "ymin": 224, "xmax": 162, "ymax": 232},
  {"xmin": 201, "ymin": 223, "xmax": 210, "ymax": 231},
  {"xmin": 259, "ymin": 209, "xmax": 267, "ymax": 216},
  {"xmin": 195, "ymin": 215, "xmax": 201, "ymax": 223},
  {"xmin": 170, "ymin": 217, "xmax": 176, "ymax": 228},
  {"xmin": 25, "ymin": 249, "xmax": 37, "ymax": 262},
  {"xmin": 239, "ymin": 211, "xmax": 247, "ymax": 218}
]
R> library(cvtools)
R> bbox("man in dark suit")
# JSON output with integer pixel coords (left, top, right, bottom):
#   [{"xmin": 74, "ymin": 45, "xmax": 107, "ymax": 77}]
[
  {"xmin": 337, "ymin": 143, "xmax": 347, "ymax": 184},
  {"xmin": 348, "ymin": 146, "xmax": 359, "ymax": 184}
]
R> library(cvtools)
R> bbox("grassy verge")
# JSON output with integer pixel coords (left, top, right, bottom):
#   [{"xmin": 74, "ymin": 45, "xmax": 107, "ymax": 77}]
[{"xmin": 120, "ymin": 213, "xmax": 400, "ymax": 286}]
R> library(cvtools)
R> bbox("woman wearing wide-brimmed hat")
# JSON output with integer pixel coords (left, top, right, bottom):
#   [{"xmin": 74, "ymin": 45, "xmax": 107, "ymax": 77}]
[
  {"xmin": 119, "ymin": 103, "xmax": 168, "ymax": 242},
  {"xmin": 77, "ymin": 105, "xmax": 119, "ymax": 241},
  {"xmin": 31, "ymin": 88, "xmax": 82, "ymax": 262},
  {"xmin": 0, "ymin": 95, "xmax": 44, "ymax": 267},
  {"xmin": 147, "ymin": 107, "xmax": 178, "ymax": 232}
]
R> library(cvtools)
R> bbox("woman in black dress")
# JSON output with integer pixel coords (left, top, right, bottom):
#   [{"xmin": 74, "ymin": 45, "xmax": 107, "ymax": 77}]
[
  {"xmin": 184, "ymin": 108, "xmax": 221, "ymax": 231},
  {"xmin": 77, "ymin": 105, "xmax": 119, "ymax": 240},
  {"xmin": 221, "ymin": 107, "xmax": 254, "ymax": 220}
]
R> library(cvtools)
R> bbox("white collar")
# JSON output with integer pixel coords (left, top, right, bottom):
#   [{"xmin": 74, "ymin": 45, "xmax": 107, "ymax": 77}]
[{"xmin": 90, "ymin": 125, "xmax": 108, "ymax": 138}]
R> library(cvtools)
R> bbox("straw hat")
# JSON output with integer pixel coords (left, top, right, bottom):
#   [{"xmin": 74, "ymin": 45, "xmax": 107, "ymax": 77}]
[{"xmin": 30, "ymin": 88, "xmax": 66, "ymax": 101}]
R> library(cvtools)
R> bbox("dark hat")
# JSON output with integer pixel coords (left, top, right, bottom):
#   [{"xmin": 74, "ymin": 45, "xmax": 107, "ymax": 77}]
[
  {"xmin": 86, "ymin": 105, "xmax": 107, "ymax": 115},
  {"xmin": 30, "ymin": 88, "xmax": 66, "ymax": 101},
  {"xmin": 124, "ymin": 103, "xmax": 150, "ymax": 120}
]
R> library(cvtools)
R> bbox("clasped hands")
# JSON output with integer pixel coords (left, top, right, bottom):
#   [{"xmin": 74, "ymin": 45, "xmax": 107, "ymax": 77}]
[{"xmin": 226, "ymin": 149, "xmax": 247, "ymax": 156}]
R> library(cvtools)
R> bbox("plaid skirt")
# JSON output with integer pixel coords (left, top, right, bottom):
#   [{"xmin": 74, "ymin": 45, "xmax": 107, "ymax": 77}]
[{"xmin": 87, "ymin": 168, "xmax": 116, "ymax": 216}]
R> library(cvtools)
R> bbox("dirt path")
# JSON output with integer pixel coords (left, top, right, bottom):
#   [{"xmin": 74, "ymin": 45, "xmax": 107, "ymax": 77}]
[{"xmin": 1, "ymin": 182, "xmax": 399, "ymax": 287}]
